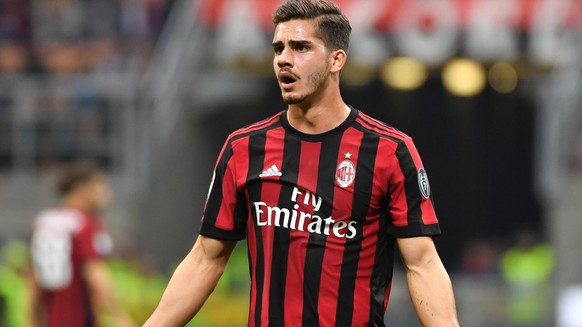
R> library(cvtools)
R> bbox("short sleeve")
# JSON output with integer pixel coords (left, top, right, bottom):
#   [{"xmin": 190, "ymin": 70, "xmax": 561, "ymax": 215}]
[
  {"xmin": 199, "ymin": 138, "xmax": 248, "ymax": 241},
  {"xmin": 77, "ymin": 220, "xmax": 113, "ymax": 262},
  {"xmin": 385, "ymin": 138, "xmax": 441, "ymax": 238}
]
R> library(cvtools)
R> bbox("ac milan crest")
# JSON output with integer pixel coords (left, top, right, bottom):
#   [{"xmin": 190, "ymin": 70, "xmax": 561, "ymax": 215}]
[{"xmin": 336, "ymin": 160, "xmax": 356, "ymax": 188}]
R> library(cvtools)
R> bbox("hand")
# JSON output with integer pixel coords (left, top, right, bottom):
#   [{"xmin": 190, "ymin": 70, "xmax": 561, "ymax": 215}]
[{"xmin": 115, "ymin": 315, "xmax": 136, "ymax": 327}]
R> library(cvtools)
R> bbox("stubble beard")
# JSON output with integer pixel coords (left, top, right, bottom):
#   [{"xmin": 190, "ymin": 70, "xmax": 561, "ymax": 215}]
[{"xmin": 281, "ymin": 67, "xmax": 329, "ymax": 105}]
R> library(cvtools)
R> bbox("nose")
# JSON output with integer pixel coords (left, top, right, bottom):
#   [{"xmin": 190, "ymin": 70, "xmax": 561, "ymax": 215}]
[{"xmin": 277, "ymin": 47, "xmax": 293, "ymax": 68}]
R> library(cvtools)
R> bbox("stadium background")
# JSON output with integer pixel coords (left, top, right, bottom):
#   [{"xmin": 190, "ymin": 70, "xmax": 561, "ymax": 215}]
[{"xmin": 0, "ymin": 0, "xmax": 581, "ymax": 326}]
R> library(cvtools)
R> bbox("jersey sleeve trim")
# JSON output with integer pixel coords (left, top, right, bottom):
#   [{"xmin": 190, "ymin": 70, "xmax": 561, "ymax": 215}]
[
  {"xmin": 387, "ymin": 222, "xmax": 441, "ymax": 238},
  {"xmin": 199, "ymin": 222, "xmax": 247, "ymax": 241}
]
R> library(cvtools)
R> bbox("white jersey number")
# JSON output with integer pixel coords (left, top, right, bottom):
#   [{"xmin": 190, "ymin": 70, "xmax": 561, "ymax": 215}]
[{"xmin": 31, "ymin": 233, "xmax": 73, "ymax": 290}]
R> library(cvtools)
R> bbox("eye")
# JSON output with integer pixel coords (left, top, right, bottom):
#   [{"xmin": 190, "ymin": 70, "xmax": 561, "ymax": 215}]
[{"xmin": 297, "ymin": 45, "xmax": 308, "ymax": 52}]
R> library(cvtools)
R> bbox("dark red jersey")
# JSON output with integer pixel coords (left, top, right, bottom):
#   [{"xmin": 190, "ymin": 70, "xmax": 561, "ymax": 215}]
[
  {"xmin": 30, "ymin": 208, "xmax": 113, "ymax": 327},
  {"xmin": 200, "ymin": 107, "xmax": 440, "ymax": 327}
]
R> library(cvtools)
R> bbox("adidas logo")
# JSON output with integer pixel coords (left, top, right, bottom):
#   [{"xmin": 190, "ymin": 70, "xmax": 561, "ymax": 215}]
[{"xmin": 259, "ymin": 164, "xmax": 282, "ymax": 178}]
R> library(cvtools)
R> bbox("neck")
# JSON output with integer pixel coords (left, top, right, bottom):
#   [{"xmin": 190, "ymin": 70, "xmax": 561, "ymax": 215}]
[
  {"xmin": 286, "ymin": 84, "xmax": 348, "ymax": 134},
  {"xmin": 62, "ymin": 196, "xmax": 93, "ymax": 214}
]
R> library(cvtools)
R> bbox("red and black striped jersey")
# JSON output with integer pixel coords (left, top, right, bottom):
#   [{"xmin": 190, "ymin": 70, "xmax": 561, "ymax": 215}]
[
  {"xmin": 200, "ymin": 107, "xmax": 440, "ymax": 327},
  {"xmin": 31, "ymin": 208, "xmax": 113, "ymax": 327}
]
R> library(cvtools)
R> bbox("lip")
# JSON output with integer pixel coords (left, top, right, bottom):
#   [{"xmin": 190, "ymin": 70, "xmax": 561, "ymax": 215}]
[
  {"xmin": 279, "ymin": 71, "xmax": 298, "ymax": 90},
  {"xmin": 281, "ymin": 80, "xmax": 297, "ymax": 90}
]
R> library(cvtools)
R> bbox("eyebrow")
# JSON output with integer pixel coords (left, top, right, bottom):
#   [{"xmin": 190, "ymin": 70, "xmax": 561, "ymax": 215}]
[
  {"xmin": 271, "ymin": 40, "xmax": 313, "ymax": 49},
  {"xmin": 272, "ymin": 41, "xmax": 283, "ymax": 49}
]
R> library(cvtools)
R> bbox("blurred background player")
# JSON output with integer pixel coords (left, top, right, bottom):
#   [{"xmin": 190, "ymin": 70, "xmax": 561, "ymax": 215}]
[{"xmin": 28, "ymin": 161, "xmax": 133, "ymax": 327}]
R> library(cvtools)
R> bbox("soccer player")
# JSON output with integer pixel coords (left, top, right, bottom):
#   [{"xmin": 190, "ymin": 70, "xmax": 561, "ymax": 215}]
[
  {"xmin": 28, "ymin": 161, "xmax": 133, "ymax": 327},
  {"xmin": 146, "ymin": 0, "xmax": 459, "ymax": 326}
]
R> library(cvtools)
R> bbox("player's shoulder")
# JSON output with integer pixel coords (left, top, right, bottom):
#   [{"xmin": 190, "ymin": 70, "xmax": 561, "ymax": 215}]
[
  {"xmin": 33, "ymin": 208, "xmax": 87, "ymax": 233},
  {"xmin": 354, "ymin": 110, "xmax": 412, "ymax": 143},
  {"xmin": 226, "ymin": 111, "xmax": 283, "ymax": 143}
]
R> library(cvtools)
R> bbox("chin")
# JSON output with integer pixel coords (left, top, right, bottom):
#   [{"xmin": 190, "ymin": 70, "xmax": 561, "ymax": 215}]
[{"xmin": 282, "ymin": 92, "xmax": 308, "ymax": 105}]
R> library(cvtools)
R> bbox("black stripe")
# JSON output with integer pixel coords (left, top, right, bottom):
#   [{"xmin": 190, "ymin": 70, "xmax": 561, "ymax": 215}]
[
  {"xmin": 356, "ymin": 124, "xmax": 441, "ymax": 238},
  {"xmin": 355, "ymin": 115, "xmax": 407, "ymax": 140},
  {"xmin": 247, "ymin": 133, "xmax": 267, "ymax": 327},
  {"xmin": 234, "ymin": 112, "xmax": 281, "ymax": 136},
  {"xmin": 202, "ymin": 142, "xmax": 233, "ymax": 227},
  {"xmin": 230, "ymin": 121, "xmax": 282, "ymax": 143},
  {"xmin": 268, "ymin": 133, "xmax": 301, "ymax": 326},
  {"xmin": 301, "ymin": 135, "xmax": 343, "ymax": 326},
  {"xmin": 232, "ymin": 190, "xmax": 249, "ymax": 237},
  {"xmin": 394, "ymin": 142, "xmax": 423, "ymax": 226},
  {"xmin": 368, "ymin": 196, "xmax": 394, "ymax": 326},
  {"xmin": 354, "ymin": 123, "xmax": 404, "ymax": 146},
  {"xmin": 336, "ymin": 134, "xmax": 380, "ymax": 327}
]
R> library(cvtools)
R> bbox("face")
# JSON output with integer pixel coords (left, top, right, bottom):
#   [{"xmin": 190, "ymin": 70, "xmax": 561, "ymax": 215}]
[
  {"xmin": 80, "ymin": 173, "xmax": 112, "ymax": 212},
  {"xmin": 272, "ymin": 19, "xmax": 333, "ymax": 105}
]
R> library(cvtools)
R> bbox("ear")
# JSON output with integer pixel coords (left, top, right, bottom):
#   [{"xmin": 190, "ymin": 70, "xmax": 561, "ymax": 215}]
[{"xmin": 330, "ymin": 49, "xmax": 347, "ymax": 73}]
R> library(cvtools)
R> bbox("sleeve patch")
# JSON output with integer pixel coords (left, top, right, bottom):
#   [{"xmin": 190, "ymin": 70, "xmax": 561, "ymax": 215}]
[
  {"xmin": 417, "ymin": 168, "xmax": 431, "ymax": 199},
  {"xmin": 92, "ymin": 232, "xmax": 113, "ymax": 256}
]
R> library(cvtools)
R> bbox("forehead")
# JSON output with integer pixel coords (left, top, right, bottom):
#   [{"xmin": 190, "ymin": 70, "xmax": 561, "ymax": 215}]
[
  {"xmin": 86, "ymin": 172, "xmax": 107, "ymax": 185},
  {"xmin": 273, "ymin": 19, "xmax": 320, "ymax": 42}
]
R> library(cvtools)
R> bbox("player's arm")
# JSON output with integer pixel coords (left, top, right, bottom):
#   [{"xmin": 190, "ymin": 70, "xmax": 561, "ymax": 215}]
[
  {"xmin": 397, "ymin": 236, "xmax": 459, "ymax": 327},
  {"xmin": 83, "ymin": 260, "xmax": 135, "ymax": 327},
  {"xmin": 144, "ymin": 235, "xmax": 237, "ymax": 327},
  {"xmin": 24, "ymin": 268, "xmax": 41, "ymax": 327}
]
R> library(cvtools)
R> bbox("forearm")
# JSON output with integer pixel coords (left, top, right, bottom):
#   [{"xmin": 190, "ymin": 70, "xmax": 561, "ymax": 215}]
[
  {"xmin": 84, "ymin": 261, "xmax": 133, "ymax": 326},
  {"xmin": 144, "ymin": 241, "xmax": 228, "ymax": 327},
  {"xmin": 25, "ymin": 270, "xmax": 41, "ymax": 327},
  {"xmin": 92, "ymin": 279, "xmax": 129, "ymax": 322},
  {"xmin": 406, "ymin": 257, "xmax": 459, "ymax": 327}
]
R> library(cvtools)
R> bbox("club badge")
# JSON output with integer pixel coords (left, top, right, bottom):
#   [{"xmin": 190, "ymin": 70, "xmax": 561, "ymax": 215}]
[{"xmin": 337, "ymin": 152, "xmax": 356, "ymax": 188}]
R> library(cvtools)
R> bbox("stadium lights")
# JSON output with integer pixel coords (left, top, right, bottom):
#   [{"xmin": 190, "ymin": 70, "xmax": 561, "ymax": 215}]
[
  {"xmin": 442, "ymin": 58, "xmax": 486, "ymax": 97},
  {"xmin": 341, "ymin": 60, "xmax": 378, "ymax": 87},
  {"xmin": 488, "ymin": 61, "xmax": 519, "ymax": 94},
  {"xmin": 380, "ymin": 57, "xmax": 428, "ymax": 91}
]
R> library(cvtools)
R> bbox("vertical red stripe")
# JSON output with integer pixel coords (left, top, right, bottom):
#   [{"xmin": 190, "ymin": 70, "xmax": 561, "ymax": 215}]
[
  {"xmin": 215, "ymin": 137, "xmax": 250, "ymax": 230},
  {"xmin": 283, "ymin": 141, "xmax": 321, "ymax": 325},
  {"xmin": 387, "ymin": 145, "xmax": 409, "ymax": 227},
  {"xmin": 247, "ymin": 189, "xmax": 257, "ymax": 327},
  {"xmin": 259, "ymin": 224, "xmax": 275, "ymax": 327},
  {"xmin": 229, "ymin": 137, "xmax": 254, "ymax": 326},
  {"xmin": 230, "ymin": 113, "xmax": 281, "ymax": 138},
  {"xmin": 317, "ymin": 128, "xmax": 364, "ymax": 326},
  {"xmin": 259, "ymin": 128, "xmax": 285, "ymax": 326},
  {"xmin": 357, "ymin": 115, "xmax": 439, "ymax": 226},
  {"xmin": 351, "ymin": 148, "xmax": 386, "ymax": 325},
  {"xmin": 215, "ymin": 160, "xmax": 236, "ymax": 229},
  {"xmin": 235, "ymin": 137, "xmax": 251, "ymax": 189},
  {"xmin": 205, "ymin": 139, "xmax": 230, "ymax": 226},
  {"xmin": 356, "ymin": 115, "xmax": 407, "ymax": 140}
]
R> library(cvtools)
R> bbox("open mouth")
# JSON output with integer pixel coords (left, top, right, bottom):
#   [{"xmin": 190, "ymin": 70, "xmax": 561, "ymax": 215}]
[{"xmin": 279, "ymin": 71, "xmax": 298, "ymax": 89}]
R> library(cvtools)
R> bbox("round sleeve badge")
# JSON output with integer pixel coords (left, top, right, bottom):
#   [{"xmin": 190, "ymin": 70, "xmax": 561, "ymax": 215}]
[
  {"xmin": 417, "ymin": 168, "xmax": 431, "ymax": 199},
  {"xmin": 93, "ymin": 232, "xmax": 113, "ymax": 256}
]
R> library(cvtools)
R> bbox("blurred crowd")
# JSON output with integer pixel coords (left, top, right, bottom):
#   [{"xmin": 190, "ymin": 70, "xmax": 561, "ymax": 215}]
[
  {"xmin": 0, "ymin": 0, "xmax": 176, "ymax": 169},
  {"xmin": 0, "ymin": 80, "xmax": 118, "ymax": 170},
  {"xmin": 458, "ymin": 230, "xmax": 555, "ymax": 327},
  {"xmin": 0, "ymin": 0, "xmax": 174, "ymax": 75}
]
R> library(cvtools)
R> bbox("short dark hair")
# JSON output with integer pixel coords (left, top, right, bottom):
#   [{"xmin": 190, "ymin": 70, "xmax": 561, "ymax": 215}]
[
  {"xmin": 57, "ymin": 161, "xmax": 103, "ymax": 196},
  {"xmin": 273, "ymin": 0, "xmax": 352, "ymax": 53}
]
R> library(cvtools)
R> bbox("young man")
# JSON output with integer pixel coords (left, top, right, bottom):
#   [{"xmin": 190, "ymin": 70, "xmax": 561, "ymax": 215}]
[
  {"xmin": 146, "ymin": 0, "xmax": 459, "ymax": 326},
  {"xmin": 29, "ymin": 162, "xmax": 133, "ymax": 327}
]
